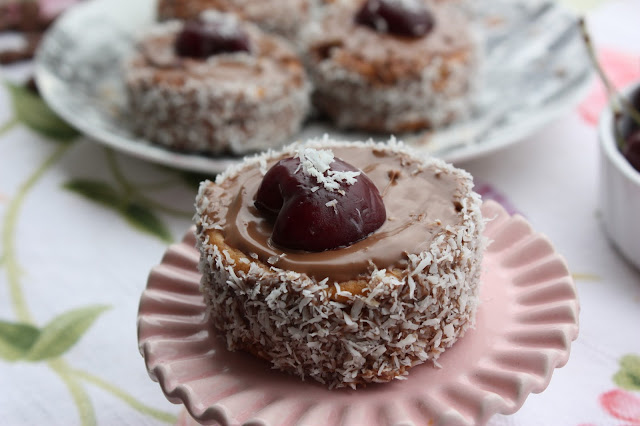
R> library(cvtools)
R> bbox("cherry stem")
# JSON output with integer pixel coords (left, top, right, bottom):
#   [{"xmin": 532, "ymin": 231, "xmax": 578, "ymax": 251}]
[{"xmin": 578, "ymin": 18, "xmax": 640, "ymax": 134}]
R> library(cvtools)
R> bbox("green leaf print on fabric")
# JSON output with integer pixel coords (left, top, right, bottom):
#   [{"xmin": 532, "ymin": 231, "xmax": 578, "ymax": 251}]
[
  {"xmin": 6, "ymin": 82, "xmax": 79, "ymax": 141},
  {"xmin": 179, "ymin": 171, "xmax": 211, "ymax": 190},
  {"xmin": 123, "ymin": 203, "xmax": 173, "ymax": 243},
  {"xmin": 64, "ymin": 177, "xmax": 176, "ymax": 243},
  {"xmin": 0, "ymin": 120, "xmax": 177, "ymax": 423},
  {"xmin": 0, "ymin": 321, "xmax": 40, "ymax": 361},
  {"xmin": 62, "ymin": 148, "xmax": 190, "ymax": 242},
  {"xmin": 25, "ymin": 305, "xmax": 110, "ymax": 361},
  {"xmin": 614, "ymin": 354, "xmax": 640, "ymax": 391},
  {"xmin": 64, "ymin": 180, "xmax": 122, "ymax": 208}
]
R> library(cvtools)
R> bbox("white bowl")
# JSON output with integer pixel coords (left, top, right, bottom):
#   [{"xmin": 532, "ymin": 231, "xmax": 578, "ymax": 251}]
[{"xmin": 598, "ymin": 86, "xmax": 640, "ymax": 270}]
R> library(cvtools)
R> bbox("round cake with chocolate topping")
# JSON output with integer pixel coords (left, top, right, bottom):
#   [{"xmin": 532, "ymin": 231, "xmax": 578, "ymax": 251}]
[
  {"xmin": 195, "ymin": 136, "xmax": 485, "ymax": 388},
  {"xmin": 124, "ymin": 11, "xmax": 310, "ymax": 155},
  {"xmin": 303, "ymin": 0, "xmax": 480, "ymax": 132}
]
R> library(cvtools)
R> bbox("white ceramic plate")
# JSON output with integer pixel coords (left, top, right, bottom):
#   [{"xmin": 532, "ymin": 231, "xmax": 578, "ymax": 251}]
[
  {"xmin": 36, "ymin": 0, "xmax": 592, "ymax": 173},
  {"xmin": 137, "ymin": 201, "xmax": 579, "ymax": 426}
]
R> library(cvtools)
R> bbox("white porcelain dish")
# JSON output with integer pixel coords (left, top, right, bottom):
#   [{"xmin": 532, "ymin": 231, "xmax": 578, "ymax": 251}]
[
  {"xmin": 598, "ymin": 84, "xmax": 640, "ymax": 271},
  {"xmin": 35, "ymin": 0, "xmax": 592, "ymax": 173}
]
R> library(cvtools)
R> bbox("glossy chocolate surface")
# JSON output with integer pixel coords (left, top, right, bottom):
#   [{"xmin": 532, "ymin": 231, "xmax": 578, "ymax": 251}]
[{"xmin": 206, "ymin": 146, "xmax": 460, "ymax": 282}]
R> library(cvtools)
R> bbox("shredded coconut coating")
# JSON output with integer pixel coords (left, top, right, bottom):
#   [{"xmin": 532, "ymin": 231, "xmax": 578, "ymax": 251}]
[
  {"xmin": 195, "ymin": 136, "xmax": 486, "ymax": 388},
  {"xmin": 295, "ymin": 147, "xmax": 361, "ymax": 193}
]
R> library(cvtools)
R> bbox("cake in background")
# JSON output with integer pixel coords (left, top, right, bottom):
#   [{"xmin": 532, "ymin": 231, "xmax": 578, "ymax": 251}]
[
  {"xmin": 124, "ymin": 11, "xmax": 310, "ymax": 155},
  {"xmin": 0, "ymin": 0, "xmax": 82, "ymax": 64},
  {"xmin": 302, "ymin": 0, "xmax": 481, "ymax": 133}
]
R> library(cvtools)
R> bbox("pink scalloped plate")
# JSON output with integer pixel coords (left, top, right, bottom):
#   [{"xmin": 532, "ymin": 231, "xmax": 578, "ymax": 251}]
[{"xmin": 138, "ymin": 200, "xmax": 579, "ymax": 426}]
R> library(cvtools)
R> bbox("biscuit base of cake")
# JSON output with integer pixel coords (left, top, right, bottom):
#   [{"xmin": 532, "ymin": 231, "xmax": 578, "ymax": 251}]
[{"xmin": 195, "ymin": 138, "xmax": 485, "ymax": 388}]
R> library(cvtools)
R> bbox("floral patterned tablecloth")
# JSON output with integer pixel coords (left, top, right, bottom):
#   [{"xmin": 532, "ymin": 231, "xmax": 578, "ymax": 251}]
[{"xmin": 1, "ymin": 0, "xmax": 640, "ymax": 425}]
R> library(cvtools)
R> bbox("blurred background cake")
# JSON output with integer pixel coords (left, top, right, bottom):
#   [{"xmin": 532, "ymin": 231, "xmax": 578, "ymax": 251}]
[
  {"xmin": 0, "ymin": 0, "xmax": 82, "ymax": 64},
  {"xmin": 124, "ymin": 11, "xmax": 310, "ymax": 155},
  {"xmin": 302, "ymin": 0, "xmax": 480, "ymax": 133}
]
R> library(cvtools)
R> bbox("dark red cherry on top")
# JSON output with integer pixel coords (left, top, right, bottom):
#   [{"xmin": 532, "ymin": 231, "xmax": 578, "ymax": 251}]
[
  {"xmin": 622, "ymin": 129, "xmax": 640, "ymax": 172},
  {"xmin": 255, "ymin": 155, "xmax": 386, "ymax": 252},
  {"xmin": 174, "ymin": 14, "xmax": 250, "ymax": 59},
  {"xmin": 618, "ymin": 87, "xmax": 640, "ymax": 142},
  {"xmin": 617, "ymin": 86, "xmax": 640, "ymax": 173},
  {"xmin": 355, "ymin": 0, "xmax": 435, "ymax": 38}
]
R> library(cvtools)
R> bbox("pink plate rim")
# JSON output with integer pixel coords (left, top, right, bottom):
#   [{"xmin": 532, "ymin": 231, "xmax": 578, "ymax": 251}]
[{"xmin": 138, "ymin": 200, "xmax": 579, "ymax": 426}]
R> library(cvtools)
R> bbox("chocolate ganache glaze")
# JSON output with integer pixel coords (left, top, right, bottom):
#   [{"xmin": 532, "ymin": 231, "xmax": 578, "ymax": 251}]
[{"xmin": 205, "ymin": 146, "xmax": 460, "ymax": 282}]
